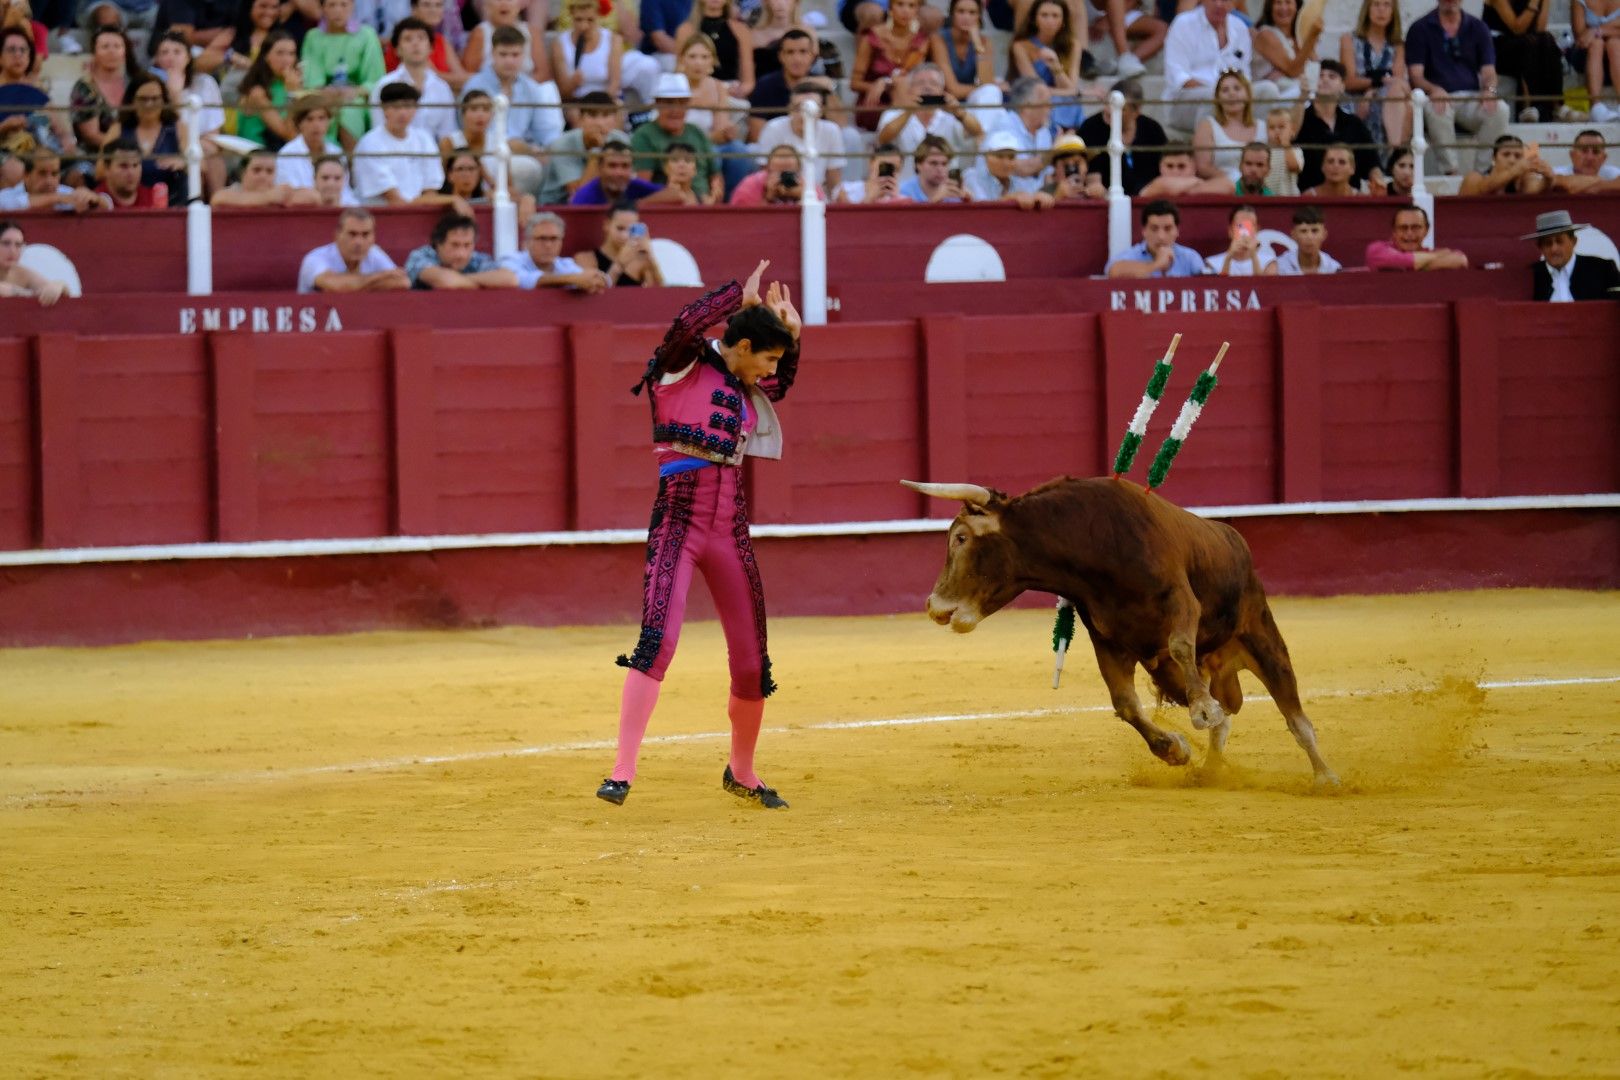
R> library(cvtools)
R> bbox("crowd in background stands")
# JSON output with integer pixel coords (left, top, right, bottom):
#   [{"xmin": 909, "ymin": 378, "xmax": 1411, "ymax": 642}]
[{"xmin": 2, "ymin": 0, "xmax": 1620, "ymax": 293}]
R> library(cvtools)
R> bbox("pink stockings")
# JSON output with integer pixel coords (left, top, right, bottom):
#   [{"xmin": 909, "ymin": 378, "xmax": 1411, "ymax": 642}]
[{"xmin": 610, "ymin": 670, "xmax": 765, "ymax": 788}]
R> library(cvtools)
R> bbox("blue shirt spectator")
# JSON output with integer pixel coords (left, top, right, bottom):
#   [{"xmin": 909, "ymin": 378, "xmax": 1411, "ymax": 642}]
[
  {"xmin": 569, "ymin": 176, "xmax": 663, "ymax": 206},
  {"xmin": 639, "ymin": 0, "xmax": 693, "ymax": 54},
  {"xmin": 460, "ymin": 70, "xmax": 563, "ymax": 148},
  {"xmin": 1405, "ymin": 5, "xmax": 1496, "ymax": 93},
  {"xmin": 403, "ymin": 242, "xmax": 500, "ymax": 287},
  {"xmin": 1104, "ymin": 241, "xmax": 1207, "ymax": 277}
]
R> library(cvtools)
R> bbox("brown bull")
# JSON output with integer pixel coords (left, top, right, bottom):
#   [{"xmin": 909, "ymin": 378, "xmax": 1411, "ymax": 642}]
[{"xmin": 903, "ymin": 477, "xmax": 1338, "ymax": 786}]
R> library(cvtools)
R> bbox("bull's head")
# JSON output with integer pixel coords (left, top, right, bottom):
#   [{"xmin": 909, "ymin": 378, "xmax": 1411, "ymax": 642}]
[{"xmin": 902, "ymin": 480, "xmax": 1023, "ymax": 634}]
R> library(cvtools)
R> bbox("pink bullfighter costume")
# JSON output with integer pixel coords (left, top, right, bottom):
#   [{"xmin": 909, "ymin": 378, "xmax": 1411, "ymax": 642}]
[{"xmin": 601, "ymin": 279, "xmax": 800, "ymax": 807}]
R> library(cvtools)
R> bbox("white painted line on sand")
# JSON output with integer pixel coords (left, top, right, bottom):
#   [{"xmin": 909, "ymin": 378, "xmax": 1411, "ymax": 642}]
[{"xmin": 4, "ymin": 674, "xmax": 1616, "ymax": 806}]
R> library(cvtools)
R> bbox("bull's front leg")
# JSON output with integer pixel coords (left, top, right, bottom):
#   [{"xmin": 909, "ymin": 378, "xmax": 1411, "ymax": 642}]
[
  {"xmin": 1090, "ymin": 633, "xmax": 1191, "ymax": 767},
  {"xmin": 1166, "ymin": 592, "xmax": 1226, "ymax": 733}
]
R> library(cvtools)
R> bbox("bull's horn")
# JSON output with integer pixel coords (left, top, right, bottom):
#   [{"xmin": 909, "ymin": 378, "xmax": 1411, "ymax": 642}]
[{"xmin": 900, "ymin": 480, "xmax": 994, "ymax": 505}]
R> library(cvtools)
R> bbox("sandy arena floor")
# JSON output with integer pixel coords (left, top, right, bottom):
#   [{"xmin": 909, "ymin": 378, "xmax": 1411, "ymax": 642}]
[{"xmin": 3, "ymin": 589, "xmax": 1619, "ymax": 1078}]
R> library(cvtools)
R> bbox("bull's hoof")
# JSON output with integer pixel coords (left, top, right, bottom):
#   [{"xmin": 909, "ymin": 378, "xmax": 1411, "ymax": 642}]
[
  {"xmin": 1154, "ymin": 732, "xmax": 1192, "ymax": 767},
  {"xmin": 1312, "ymin": 769, "xmax": 1342, "ymax": 791},
  {"xmin": 1189, "ymin": 698, "xmax": 1227, "ymax": 732}
]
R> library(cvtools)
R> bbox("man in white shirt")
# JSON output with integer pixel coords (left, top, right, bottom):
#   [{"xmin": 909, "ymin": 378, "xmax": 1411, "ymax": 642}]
[
  {"xmin": 1164, "ymin": 0, "xmax": 1252, "ymax": 132},
  {"xmin": 352, "ymin": 82, "xmax": 446, "ymax": 204},
  {"xmin": 461, "ymin": 25, "xmax": 562, "ymax": 169},
  {"xmin": 297, "ymin": 208, "xmax": 411, "ymax": 293},
  {"xmin": 500, "ymin": 212, "xmax": 610, "ymax": 291},
  {"xmin": 370, "ymin": 17, "xmax": 457, "ymax": 140},
  {"xmin": 963, "ymin": 129, "xmax": 1054, "ymax": 209},
  {"xmin": 1274, "ymin": 205, "xmax": 1342, "ymax": 275},
  {"xmin": 755, "ymin": 83, "xmax": 846, "ymax": 191},
  {"xmin": 874, "ymin": 64, "xmax": 982, "ymax": 180},
  {"xmin": 0, "ymin": 148, "xmax": 107, "ymax": 213},
  {"xmin": 1204, "ymin": 204, "xmax": 1278, "ymax": 275},
  {"xmin": 996, "ymin": 78, "xmax": 1055, "ymax": 194},
  {"xmin": 276, "ymin": 96, "xmax": 347, "ymax": 189},
  {"xmin": 1553, "ymin": 130, "xmax": 1620, "ymax": 194}
]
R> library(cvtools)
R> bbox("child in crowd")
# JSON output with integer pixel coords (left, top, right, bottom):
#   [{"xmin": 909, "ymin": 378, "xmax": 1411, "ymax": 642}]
[{"xmin": 1265, "ymin": 106, "xmax": 1301, "ymax": 196}]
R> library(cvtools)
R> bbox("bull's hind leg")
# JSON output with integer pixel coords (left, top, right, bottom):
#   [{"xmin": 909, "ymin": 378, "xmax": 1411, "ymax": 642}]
[
  {"xmin": 1091, "ymin": 635, "xmax": 1191, "ymax": 767},
  {"xmin": 1240, "ymin": 606, "xmax": 1340, "ymax": 787},
  {"xmin": 1165, "ymin": 590, "xmax": 1227, "ymax": 733}
]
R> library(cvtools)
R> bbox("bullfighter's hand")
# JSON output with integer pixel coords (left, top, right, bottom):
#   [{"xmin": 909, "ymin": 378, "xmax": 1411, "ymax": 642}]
[
  {"xmin": 766, "ymin": 281, "xmax": 801, "ymax": 337},
  {"xmin": 742, "ymin": 259, "xmax": 770, "ymax": 307}
]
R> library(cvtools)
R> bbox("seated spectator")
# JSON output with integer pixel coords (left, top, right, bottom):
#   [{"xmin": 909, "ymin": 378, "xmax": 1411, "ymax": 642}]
[
  {"xmin": 1091, "ymin": 0, "xmax": 1168, "ymax": 78},
  {"xmin": 1482, "ymin": 0, "xmax": 1562, "ymax": 122},
  {"xmin": 1554, "ymin": 130, "xmax": 1620, "ymax": 195},
  {"xmin": 436, "ymin": 147, "xmax": 499, "ymax": 216},
  {"xmin": 82, "ymin": 0, "xmax": 157, "ymax": 58},
  {"xmin": 297, "ymin": 206, "xmax": 411, "ymax": 292},
  {"xmin": 998, "ymin": 77, "xmax": 1057, "ymax": 190},
  {"xmin": 1366, "ymin": 204, "xmax": 1469, "ymax": 270},
  {"xmin": 1459, "ymin": 133, "xmax": 1554, "ymax": 196},
  {"xmin": 1384, "ymin": 144, "xmax": 1415, "ymax": 196},
  {"xmin": 1105, "ymin": 198, "xmax": 1205, "ymax": 278},
  {"xmin": 899, "ymin": 134, "xmax": 968, "ymax": 202},
  {"xmin": 372, "ymin": 17, "xmax": 458, "ymax": 141},
  {"xmin": 312, "ymin": 154, "xmax": 359, "ymax": 206},
  {"xmin": 1, "ymin": 2, "xmax": 47, "ymax": 71},
  {"xmin": 1234, "ymin": 140, "xmax": 1272, "ymax": 196},
  {"xmin": 1137, "ymin": 148, "xmax": 1231, "ymax": 197},
  {"xmin": 1, "ymin": 26, "xmax": 73, "ymax": 157},
  {"xmin": 676, "ymin": 34, "xmax": 751, "ymax": 195},
  {"xmin": 1041, "ymin": 132, "xmax": 1104, "ymax": 199},
  {"xmin": 1303, "ymin": 143, "xmax": 1365, "ymax": 196},
  {"xmin": 754, "ymin": 80, "xmax": 845, "ymax": 192},
  {"xmin": 1341, "ymin": 0, "xmax": 1412, "ymax": 147},
  {"xmin": 501, "ymin": 210, "xmax": 610, "ymax": 291},
  {"xmin": 640, "ymin": 0, "xmax": 695, "ymax": 73},
  {"xmin": 382, "ymin": 0, "xmax": 471, "ymax": 92},
  {"xmin": 1296, "ymin": 61, "xmax": 1385, "ymax": 193},
  {"xmin": 276, "ymin": 94, "xmax": 345, "ymax": 189},
  {"xmin": 0, "ymin": 218, "xmax": 68, "ymax": 305},
  {"xmin": 237, "ymin": 29, "xmax": 301, "ymax": 149},
  {"xmin": 875, "ymin": 63, "xmax": 982, "ymax": 180},
  {"xmin": 851, "ymin": 0, "xmax": 933, "ymax": 128},
  {"xmin": 1076, "ymin": 77, "xmax": 1166, "ymax": 195},
  {"xmin": 1009, "ymin": 0, "xmax": 1088, "ymax": 129},
  {"xmin": 0, "ymin": 148, "xmax": 107, "ymax": 212},
  {"xmin": 120, "ymin": 73, "xmax": 186, "ymax": 201},
  {"xmin": 463, "ymin": 0, "xmax": 549, "ymax": 80},
  {"xmin": 211, "ymin": 148, "xmax": 322, "ymax": 206},
  {"xmin": 150, "ymin": 29, "xmax": 226, "ymax": 192},
  {"xmin": 751, "ymin": 0, "xmax": 821, "ymax": 81},
  {"xmin": 1263, "ymin": 107, "xmax": 1301, "ymax": 195},
  {"xmin": 728, "ymin": 143, "xmax": 819, "ymax": 205},
  {"xmin": 1163, "ymin": 0, "xmax": 1253, "ymax": 132},
  {"xmin": 569, "ymin": 134, "xmax": 664, "ymax": 204},
  {"xmin": 1276, "ymin": 204, "xmax": 1341, "ymax": 274},
  {"xmin": 1205, "ymin": 204, "xmax": 1278, "ymax": 275},
  {"xmin": 553, "ymin": 0, "xmax": 653, "ymax": 104},
  {"xmin": 574, "ymin": 202, "xmax": 664, "ymax": 286},
  {"xmin": 649, "ymin": 140, "xmax": 706, "ymax": 204},
  {"xmin": 1524, "ymin": 208, "xmax": 1620, "ymax": 301},
  {"xmin": 1573, "ymin": 0, "xmax": 1620, "ymax": 122},
  {"xmin": 405, "ymin": 211, "xmax": 518, "ymax": 289},
  {"xmin": 1251, "ymin": 0, "xmax": 1322, "ymax": 101},
  {"xmin": 221, "ymin": 0, "xmax": 300, "ymax": 97},
  {"xmin": 301, "ymin": 0, "xmax": 388, "ymax": 144},
  {"xmin": 1405, "ymin": 0, "xmax": 1507, "ymax": 175},
  {"xmin": 71, "ymin": 27, "xmax": 141, "ymax": 162},
  {"xmin": 153, "ymin": 0, "xmax": 235, "ymax": 60},
  {"xmin": 461, "ymin": 23, "xmax": 563, "ymax": 183},
  {"xmin": 95, "ymin": 138, "xmax": 162, "ymax": 208},
  {"xmin": 853, "ymin": 141, "xmax": 912, "ymax": 203},
  {"xmin": 747, "ymin": 27, "xmax": 816, "ymax": 140},
  {"xmin": 675, "ymin": 0, "xmax": 755, "ymax": 98},
  {"xmin": 1193, "ymin": 68, "xmax": 1260, "ymax": 184},
  {"xmin": 353, "ymin": 82, "xmax": 446, "ymax": 203},
  {"xmin": 932, "ymin": 0, "xmax": 998, "ymax": 100},
  {"xmin": 629, "ymin": 72, "xmax": 722, "ymax": 202},
  {"xmin": 964, "ymin": 128, "xmax": 1053, "ymax": 208},
  {"xmin": 539, "ymin": 91, "xmax": 621, "ymax": 205}
]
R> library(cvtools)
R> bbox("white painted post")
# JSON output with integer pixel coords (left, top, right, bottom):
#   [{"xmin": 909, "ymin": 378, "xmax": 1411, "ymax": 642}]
[
  {"xmin": 798, "ymin": 97, "xmax": 828, "ymax": 326},
  {"xmin": 1409, "ymin": 88, "xmax": 1435, "ymax": 248},
  {"xmin": 182, "ymin": 92, "xmax": 211, "ymax": 296},
  {"xmin": 491, "ymin": 93, "xmax": 517, "ymax": 259},
  {"xmin": 1105, "ymin": 89, "xmax": 1130, "ymax": 260}
]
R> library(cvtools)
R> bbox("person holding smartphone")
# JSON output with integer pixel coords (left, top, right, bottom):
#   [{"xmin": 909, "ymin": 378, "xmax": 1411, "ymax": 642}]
[
  {"xmin": 576, "ymin": 202, "xmax": 664, "ymax": 287},
  {"xmin": 857, "ymin": 142, "xmax": 912, "ymax": 202},
  {"xmin": 727, "ymin": 144, "xmax": 820, "ymax": 204},
  {"xmin": 899, "ymin": 135, "xmax": 969, "ymax": 202},
  {"xmin": 596, "ymin": 259, "xmax": 803, "ymax": 810},
  {"xmin": 874, "ymin": 63, "xmax": 982, "ymax": 180},
  {"xmin": 1039, "ymin": 132, "xmax": 1105, "ymax": 200},
  {"xmin": 1204, "ymin": 204, "xmax": 1278, "ymax": 276}
]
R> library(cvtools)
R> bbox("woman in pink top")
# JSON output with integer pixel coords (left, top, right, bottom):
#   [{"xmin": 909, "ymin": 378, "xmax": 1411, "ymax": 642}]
[{"xmin": 598, "ymin": 260, "xmax": 803, "ymax": 810}]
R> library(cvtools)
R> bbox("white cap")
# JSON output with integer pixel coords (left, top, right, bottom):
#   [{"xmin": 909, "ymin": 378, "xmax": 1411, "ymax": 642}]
[
  {"xmin": 982, "ymin": 130, "xmax": 1022, "ymax": 153},
  {"xmin": 653, "ymin": 72, "xmax": 692, "ymax": 100}
]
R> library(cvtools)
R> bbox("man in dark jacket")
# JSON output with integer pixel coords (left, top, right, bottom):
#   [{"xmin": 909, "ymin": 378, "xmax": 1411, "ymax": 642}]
[
  {"xmin": 1296, "ymin": 61, "xmax": 1386, "ymax": 193},
  {"xmin": 1525, "ymin": 210, "xmax": 1620, "ymax": 302}
]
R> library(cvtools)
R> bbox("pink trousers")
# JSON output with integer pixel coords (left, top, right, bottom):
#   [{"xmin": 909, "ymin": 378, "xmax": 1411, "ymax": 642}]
[{"xmin": 615, "ymin": 465, "xmax": 775, "ymax": 700}]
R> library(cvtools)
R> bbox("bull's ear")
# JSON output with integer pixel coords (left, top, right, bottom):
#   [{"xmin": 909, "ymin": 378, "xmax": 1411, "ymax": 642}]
[{"xmin": 900, "ymin": 480, "xmax": 995, "ymax": 506}]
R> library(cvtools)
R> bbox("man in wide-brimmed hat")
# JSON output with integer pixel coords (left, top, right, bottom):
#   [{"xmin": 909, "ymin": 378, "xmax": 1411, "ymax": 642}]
[{"xmin": 1523, "ymin": 210, "xmax": 1620, "ymax": 302}]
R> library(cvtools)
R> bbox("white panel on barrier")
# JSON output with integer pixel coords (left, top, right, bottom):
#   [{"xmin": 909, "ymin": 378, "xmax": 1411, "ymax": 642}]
[
  {"xmin": 923, "ymin": 234, "xmax": 1006, "ymax": 283},
  {"xmin": 651, "ymin": 238, "xmax": 703, "ymax": 287},
  {"xmin": 19, "ymin": 244, "xmax": 83, "ymax": 297}
]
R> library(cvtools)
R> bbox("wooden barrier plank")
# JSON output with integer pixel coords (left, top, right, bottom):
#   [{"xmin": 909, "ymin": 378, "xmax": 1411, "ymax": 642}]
[
  {"xmin": 1276, "ymin": 303, "xmax": 1324, "ymax": 503},
  {"xmin": 390, "ymin": 327, "xmax": 438, "ymax": 536},
  {"xmin": 1454, "ymin": 298, "xmax": 1501, "ymax": 498},
  {"xmin": 0, "ymin": 337, "xmax": 34, "ymax": 550},
  {"xmin": 209, "ymin": 334, "xmax": 259, "ymax": 541},
  {"xmin": 568, "ymin": 323, "xmax": 621, "ymax": 531},
  {"xmin": 33, "ymin": 334, "xmax": 79, "ymax": 548},
  {"xmin": 920, "ymin": 315, "xmax": 966, "ymax": 517}
]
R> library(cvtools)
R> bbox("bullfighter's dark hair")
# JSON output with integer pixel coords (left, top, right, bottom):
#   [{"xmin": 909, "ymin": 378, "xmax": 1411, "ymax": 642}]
[
  {"xmin": 431, "ymin": 212, "xmax": 478, "ymax": 246},
  {"xmin": 1141, "ymin": 199, "xmax": 1179, "ymax": 226},
  {"xmin": 723, "ymin": 305, "xmax": 795, "ymax": 355}
]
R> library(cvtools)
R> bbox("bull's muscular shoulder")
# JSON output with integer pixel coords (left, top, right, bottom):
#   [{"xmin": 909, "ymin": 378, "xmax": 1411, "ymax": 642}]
[{"xmin": 1012, "ymin": 477, "xmax": 1252, "ymax": 576}]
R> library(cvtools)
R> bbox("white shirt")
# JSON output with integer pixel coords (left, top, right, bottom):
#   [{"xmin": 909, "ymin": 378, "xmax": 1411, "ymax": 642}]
[
  {"xmin": 0, "ymin": 182, "xmax": 87, "ymax": 211},
  {"xmin": 1164, "ymin": 8, "xmax": 1253, "ymax": 90},
  {"xmin": 875, "ymin": 107, "xmax": 968, "ymax": 178},
  {"xmin": 297, "ymin": 241, "xmax": 398, "ymax": 293},
  {"xmin": 1205, "ymin": 248, "xmax": 1276, "ymax": 275},
  {"xmin": 276, "ymin": 137, "xmax": 345, "ymax": 187},
  {"xmin": 1275, "ymin": 248, "xmax": 1343, "ymax": 275},
  {"xmin": 1000, "ymin": 115, "xmax": 1052, "ymax": 192},
  {"xmin": 371, "ymin": 64, "xmax": 459, "ymax": 140},
  {"xmin": 756, "ymin": 116, "xmax": 846, "ymax": 186},
  {"xmin": 1553, "ymin": 163, "xmax": 1620, "ymax": 180},
  {"xmin": 499, "ymin": 251, "xmax": 585, "ymax": 289},
  {"xmin": 351, "ymin": 125, "xmax": 445, "ymax": 202},
  {"xmin": 1544, "ymin": 258, "xmax": 1575, "ymax": 303}
]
